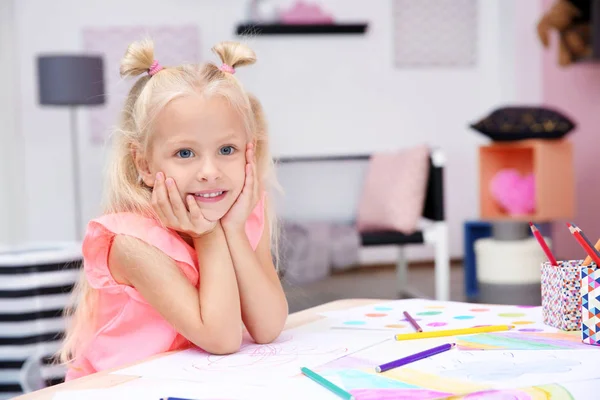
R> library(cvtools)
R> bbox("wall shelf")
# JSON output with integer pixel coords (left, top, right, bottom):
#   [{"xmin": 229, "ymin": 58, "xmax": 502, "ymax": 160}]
[{"xmin": 235, "ymin": 23, "xmax": 368, "ymax": 36}]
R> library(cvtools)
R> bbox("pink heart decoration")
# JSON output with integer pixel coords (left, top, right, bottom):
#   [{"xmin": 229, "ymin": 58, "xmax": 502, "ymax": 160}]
[{"xmin": 489, "ymin": 169, "xmax": 536, "ymax": 215}]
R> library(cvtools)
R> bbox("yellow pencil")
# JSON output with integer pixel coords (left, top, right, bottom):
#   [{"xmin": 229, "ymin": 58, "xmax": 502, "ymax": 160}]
[{"xmin": 394, "ymin": 325, "xmax": 513, "ymax": 341}]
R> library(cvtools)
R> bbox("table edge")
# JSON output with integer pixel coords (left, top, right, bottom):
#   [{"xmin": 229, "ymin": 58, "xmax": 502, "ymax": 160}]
[{"xmin": 12, "ymin": 298, "xmax": 385, "ymax": 399}]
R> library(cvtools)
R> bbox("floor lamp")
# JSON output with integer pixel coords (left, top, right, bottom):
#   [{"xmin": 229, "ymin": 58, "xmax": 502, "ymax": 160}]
[{"xmin": 37, "ymin": 55, "xmax": 105, "ymax": 240}]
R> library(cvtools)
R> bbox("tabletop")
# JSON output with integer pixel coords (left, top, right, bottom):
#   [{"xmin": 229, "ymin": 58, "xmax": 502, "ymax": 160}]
[{"xmin": 14, "ymin": 298, "xmax": 383, "ymax": 400}]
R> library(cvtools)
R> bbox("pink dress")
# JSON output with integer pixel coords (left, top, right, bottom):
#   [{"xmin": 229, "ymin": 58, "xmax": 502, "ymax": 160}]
[{"xmin": 65, "ymin": 196, "xmax": 265, "ymax": 381}]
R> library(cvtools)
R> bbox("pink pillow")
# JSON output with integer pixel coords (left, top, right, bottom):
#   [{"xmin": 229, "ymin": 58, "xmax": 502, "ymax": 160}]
[{"xmin": 357, "ymin": 145, "xmax": 430, "ymax": 234}]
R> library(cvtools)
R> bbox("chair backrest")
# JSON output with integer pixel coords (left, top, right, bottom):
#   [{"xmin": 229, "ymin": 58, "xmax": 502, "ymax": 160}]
[{"xmin": 273, "ymin": 149, "xmax": 445, "ymax": 224}]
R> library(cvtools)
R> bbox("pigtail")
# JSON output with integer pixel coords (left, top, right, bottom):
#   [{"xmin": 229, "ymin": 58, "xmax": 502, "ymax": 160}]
[
  {"xmin": 120, "ymin": 38, "xmax": 156, "ymax": 78},
  {"xmin": 211, "ymin": 41, "xmax": 256, "ymax": 70}
]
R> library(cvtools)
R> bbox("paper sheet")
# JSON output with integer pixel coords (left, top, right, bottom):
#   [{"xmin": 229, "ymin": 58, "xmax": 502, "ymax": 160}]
[
  {"xmin": 432, "ymin": 378, "xmax": 600, "ymax": 400},
  {"xmin": 455, "ymin": 330, "xmax": 600, "ymax": 351},
  {"xmin": 307, "ymin": 338, "xmax": 600, "ymax": 398},
  {"xmin": 52, "ymin": 377, "xmax": 346, "ymax": 400},
  {"xmin": 113, "ymin": 324, "xmax": 389, "ymax": 384},
  {"xmin": 403, "ymin": 349, "xmax": 600, "ymax": 389},
  {"xmin": 52, "ymin": 379, "xmax": 260, "ymax": 400},
  {"xmin": 321, "ymin": 299, "xmax": 556, "ymax": 333},
  {"xmin": 53, "ymin": 376, "xmax": 600, "ymax": 400}
]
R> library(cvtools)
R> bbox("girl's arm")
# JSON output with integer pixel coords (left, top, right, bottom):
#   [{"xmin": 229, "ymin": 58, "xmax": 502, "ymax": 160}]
[
  {"xmin": 109, "ymin": 223, "xmax": 242, "ymax": 355},
  {"xmin": 223, "ymin": 213, "xmax": 289, "ymax": 344},
  {"xmin": 220, "ymin": 143, "xmax": 288, "ymax": 343}
]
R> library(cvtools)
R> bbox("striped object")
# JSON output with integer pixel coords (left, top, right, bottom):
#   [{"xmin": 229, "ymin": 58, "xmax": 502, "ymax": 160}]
[{"xmin": 0, "ymin": 243, "xmax": 81, "ymax": 399}]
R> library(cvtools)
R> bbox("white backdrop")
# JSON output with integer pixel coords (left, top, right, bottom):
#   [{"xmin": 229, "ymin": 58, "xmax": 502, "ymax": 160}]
[{"xmin": 9, "ymin": 0, "xmax": 543, "ymax": 263}]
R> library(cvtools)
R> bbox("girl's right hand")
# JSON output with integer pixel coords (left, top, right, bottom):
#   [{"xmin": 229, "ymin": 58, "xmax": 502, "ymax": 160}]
[{"xmin": 152, "ymin": 172, "xmax": 217, "ymax": 238}]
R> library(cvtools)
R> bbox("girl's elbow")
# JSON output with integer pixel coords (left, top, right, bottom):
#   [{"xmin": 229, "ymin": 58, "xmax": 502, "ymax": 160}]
[
  {"xmin": 252, "ymin": 332, "xmax": 279, "ymax": 345},
  {"xmin": 251, "ymin": 321, "xmax": 286, "ymax": 344},
  {"xmin": 206, "ymin": 338, "xmax": 242, "ymax": 355},
  {"xmin": 194, "ymin": 329, "xmax": 242, "ymax": 355}
]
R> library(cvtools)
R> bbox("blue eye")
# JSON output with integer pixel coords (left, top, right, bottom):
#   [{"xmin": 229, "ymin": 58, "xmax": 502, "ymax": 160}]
[
  {"xmin": 176, "ymin": 149, "xmax": 194, "ymax": 158},
  {"xmin": 219, "ymin": 146, "xmax": 235, "ymax": 156}
]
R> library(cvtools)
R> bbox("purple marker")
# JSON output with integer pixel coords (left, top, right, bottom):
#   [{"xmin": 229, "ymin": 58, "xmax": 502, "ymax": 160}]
[{"xmin": 375, "ymin": 343, "xmax": 456, "ymax": 373}]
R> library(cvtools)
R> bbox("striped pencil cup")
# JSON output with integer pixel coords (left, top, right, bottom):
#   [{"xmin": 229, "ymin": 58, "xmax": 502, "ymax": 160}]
[
  {"xmin": 581, "ymin": 264, "xmax": 600, "ymax": 345},
  {"xmin": 540, "ymin": 260, "xmax": 582, "ymax": 331}
]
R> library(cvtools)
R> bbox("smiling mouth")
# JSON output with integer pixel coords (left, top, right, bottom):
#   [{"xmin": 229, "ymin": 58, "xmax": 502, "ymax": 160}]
[
  {"xmin": 195, "ymin": 191, "xmax": 225, "ymax": 198},
  {"xmin": 192, "ymin": 190, "xmax": 228, "ymax": 203}
]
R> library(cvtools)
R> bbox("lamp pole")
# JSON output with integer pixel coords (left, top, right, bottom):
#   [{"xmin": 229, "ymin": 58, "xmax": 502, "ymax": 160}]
[{"xmin": 69, "ymin": 107, "xmax": 82, "ymax": 240}]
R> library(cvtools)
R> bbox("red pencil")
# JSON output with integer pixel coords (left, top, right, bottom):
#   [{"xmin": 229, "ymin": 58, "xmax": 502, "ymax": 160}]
[
  {"xmin": 529, "ymin": 222, "xmax": 558, "ymax": 266},
  {"xmin": 570, "ymin": 222, "xmax": 600, "ymax": 259},
  {"xmin": 567, "ymin": 223, "xmax": 600, "ymax": 266}
]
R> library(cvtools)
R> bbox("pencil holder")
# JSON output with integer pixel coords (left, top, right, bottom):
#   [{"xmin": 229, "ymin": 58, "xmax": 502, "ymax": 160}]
[
  {"xmin": 540, "ymin": 259, "xmax": 582, "ymax": 331},
  {"xmin": 581, "ymin": 263, "xmax": 600, "ymax": 345}
]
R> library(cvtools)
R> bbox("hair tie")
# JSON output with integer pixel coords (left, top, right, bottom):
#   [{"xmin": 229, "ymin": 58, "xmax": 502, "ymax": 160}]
[
  {"xmin": 148, "ymin": 60, "xmax": 164, "ymax": 76},
  {"xmin": 219, "ymin": 63, "xmax": 235, "ymax": 74}
]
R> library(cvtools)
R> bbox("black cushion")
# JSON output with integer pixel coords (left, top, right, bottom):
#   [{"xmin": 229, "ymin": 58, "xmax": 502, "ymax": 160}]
[{"xmin": 470, "ymin": 106, "xmax": 576, "ymax": 141}]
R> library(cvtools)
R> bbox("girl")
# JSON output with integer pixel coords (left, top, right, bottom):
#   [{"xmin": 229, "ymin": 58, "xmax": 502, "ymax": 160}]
[{"xmin": 59, "ymin": 39, "xmax": 288, "ymax": 380}]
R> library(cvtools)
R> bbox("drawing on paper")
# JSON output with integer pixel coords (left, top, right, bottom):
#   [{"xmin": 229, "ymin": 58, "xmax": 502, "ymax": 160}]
[
  {"xmin": 186, "ymin": 332, "xmax": 349, "ymax": 371},
  {"xmin": 407, "ymin": 350, "xmax": 592, "ymax": 387},
  {"xmin": 314, "ymin": 365, "xmax": 575, "ymax": 400},
  {"xmin": 438, "ymin": 384, "xmax": 575, "ymax": 400},
  {"xmin": 436, "ymin": 352, "xmax": 581, "ymax": 381},
  {"xmin": 456, "ymin": 331, "xmax": 594, "ymax": 351},
  {"xmin": 324, "ymin": 299, "xmax": 554, "ymax": 333},
  {"xmin": 308, "ymin": 347, "xmax": 596, "ymax": 399},
  {"xmin": 113, "ymin": 327, "xmax": 389, "ymax": 385}
]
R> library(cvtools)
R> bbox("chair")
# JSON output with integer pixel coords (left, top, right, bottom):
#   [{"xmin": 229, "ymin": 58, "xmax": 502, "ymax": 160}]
[
  {"xmin": 275, "ymin": 148, "xmax": 450, "ymax": 300},
  {"xmin": 19, "ymin": 352, "xmax": 47, "ymax": 394}
]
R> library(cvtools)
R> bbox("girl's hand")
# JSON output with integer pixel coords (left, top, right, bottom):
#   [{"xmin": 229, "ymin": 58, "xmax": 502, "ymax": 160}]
[
  {"xmin": 222, "ymin": 143, "xmax": 259, "ymax": 231},
  {"xmin": 152, "ymin": 172, "xmax": 217, "ymax": 238}
]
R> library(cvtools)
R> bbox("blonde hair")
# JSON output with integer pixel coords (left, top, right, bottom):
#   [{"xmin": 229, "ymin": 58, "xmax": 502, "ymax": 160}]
[{"xmin": 58, "ymin": 38, "xmax": 280, "ymax": 366}]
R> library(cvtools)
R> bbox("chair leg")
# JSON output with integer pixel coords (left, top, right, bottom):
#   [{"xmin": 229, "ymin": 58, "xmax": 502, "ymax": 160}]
[
  {"xmin": 423, "ymin": 222, "xmax": 451, "ymax": 301},
  {"xmin": 433, "ymin": 222, "xmax": 450, "ymax": 301},
  {"xmin": 396, "ymin": 245, "xmax": 408, "ymax": 298}
]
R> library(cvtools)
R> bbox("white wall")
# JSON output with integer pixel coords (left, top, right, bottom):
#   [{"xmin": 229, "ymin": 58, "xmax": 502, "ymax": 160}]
[
  {"xmin": 13, "ymin": 0, "xmax": 542, "ymax": 262},
  {"xmin": 0, "ymin": 0, "xmax": 26, "ymax": 245}
]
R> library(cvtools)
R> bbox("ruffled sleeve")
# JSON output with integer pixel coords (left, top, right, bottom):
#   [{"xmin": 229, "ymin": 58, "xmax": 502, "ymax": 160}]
[{"xmin": 82, "ymin": 212, "xmax": 199, "ymax": 301}]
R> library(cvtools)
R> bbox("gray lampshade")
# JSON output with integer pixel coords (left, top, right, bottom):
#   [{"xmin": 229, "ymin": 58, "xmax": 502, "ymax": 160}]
[{"xmin": 37, "ymin": 55, "xmax": 106, "ymax": 106}]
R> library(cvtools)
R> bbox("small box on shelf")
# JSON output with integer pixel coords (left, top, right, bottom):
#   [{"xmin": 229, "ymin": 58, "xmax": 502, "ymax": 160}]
[{"xmin": 479, "ymin": 139, "xmax": 574, "ymax": 222}]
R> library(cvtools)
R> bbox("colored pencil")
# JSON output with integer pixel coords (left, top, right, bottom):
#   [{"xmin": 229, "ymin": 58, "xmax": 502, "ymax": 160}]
[
  {"xmin": 161, "ymin": 398, "xmax": 199, "ymax": 400},
  {"xmin": 529, "ymin": 222, "xmax": 558, "ymax": 266},
  {"xmin": 571, "ymin": 223, "xmax": 600, "ymax": 265},
  {"xmin": 403, "ymin": 311, "xmax": 423, "ymax": 332},
  {"xmin": 572, "ymin": 222, "xmax": 599, "ymax": 254},
  {"xmin": 394, "ymin": 325, "xmax": 512, "ymax": 341},
  {"xmin": 583, "ymin": 238, "xmax": 600, "ymax": 266},
  {"xmin": 567, "ymin": 223, "xmax": 600, "ymax": 266},
  {"xmin": 301, "ymin": 367, "xmax": 355, "ymax": 400},
  {"xmin": 376, "ymin": 343, "xmax": 455, "ymax": 373}
]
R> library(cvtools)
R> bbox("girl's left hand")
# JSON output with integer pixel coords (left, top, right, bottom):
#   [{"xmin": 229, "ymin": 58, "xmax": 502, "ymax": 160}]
[{"xmin": 222, "ymin": 143, "xmax": 259, "ymax": 231}]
